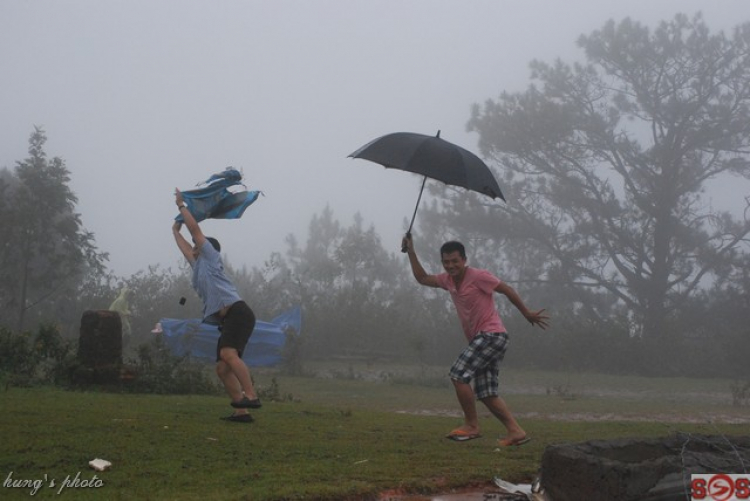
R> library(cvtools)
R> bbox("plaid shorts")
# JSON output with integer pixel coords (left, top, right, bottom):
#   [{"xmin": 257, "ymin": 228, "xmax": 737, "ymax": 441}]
[{"xmin": 448, "ymin": 332, "xmax": 509, "ymax": 399}]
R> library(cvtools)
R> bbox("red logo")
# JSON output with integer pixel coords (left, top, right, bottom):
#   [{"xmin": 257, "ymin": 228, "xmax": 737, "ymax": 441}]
[{"xmin": 692, "ymin": 474, "xmax": 750, "ymax": 501}]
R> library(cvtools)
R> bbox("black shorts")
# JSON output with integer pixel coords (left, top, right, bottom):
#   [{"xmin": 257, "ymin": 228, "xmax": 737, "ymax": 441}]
[{"xmin": 216, "ymin": 301, "xmax": 256, "ymax": 361}]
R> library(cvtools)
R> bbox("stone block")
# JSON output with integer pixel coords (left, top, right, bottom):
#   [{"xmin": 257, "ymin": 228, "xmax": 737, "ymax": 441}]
[{"xmin": 540, "ymin": 434, "xmax": 750, "ymax": 501}]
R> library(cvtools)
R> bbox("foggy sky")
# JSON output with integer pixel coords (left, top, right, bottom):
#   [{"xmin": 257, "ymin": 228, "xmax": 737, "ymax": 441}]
[{"xmin": 2, "ymin": 1, "xmax": 749, "ymax": 277}]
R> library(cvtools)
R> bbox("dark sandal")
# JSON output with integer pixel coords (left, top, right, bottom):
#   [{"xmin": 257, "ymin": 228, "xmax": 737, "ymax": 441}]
[
  {"xmin": 220, "ymin": 414, "xmax": 254, "ymax": 423},
  {"xmin": 231, "ymin": 397, "xmax": 262, "ymax": 409}
]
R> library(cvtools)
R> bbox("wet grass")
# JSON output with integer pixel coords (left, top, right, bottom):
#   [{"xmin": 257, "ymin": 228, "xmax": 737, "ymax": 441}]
[
  {"xmin": 1, "ymin": 367, "xmax": 749, "ymax": 500},
  {"xmin": 275, "ymin": 364, "xmax": 750, "ymax": 421}
]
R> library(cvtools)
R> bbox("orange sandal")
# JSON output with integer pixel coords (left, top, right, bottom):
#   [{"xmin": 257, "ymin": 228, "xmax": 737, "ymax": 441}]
[
  {"xmin": 446, "ymin": 429, "xmax": 482, "ymax": 441},
  {"xmin": 498, "ymin": 436, "xmax": 531, "ymax": 447}
]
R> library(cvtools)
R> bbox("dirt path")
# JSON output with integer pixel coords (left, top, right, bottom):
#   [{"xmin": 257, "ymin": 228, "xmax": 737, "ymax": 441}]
[{"xmin": 397, "ymin": 408, "xmax": 750, "ymax": 424}]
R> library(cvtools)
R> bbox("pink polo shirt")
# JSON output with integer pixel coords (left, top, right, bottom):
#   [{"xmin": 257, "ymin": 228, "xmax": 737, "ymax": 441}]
[{"xmin": 436, "ymin": 267, "xmax": 506, "ymax": 341}]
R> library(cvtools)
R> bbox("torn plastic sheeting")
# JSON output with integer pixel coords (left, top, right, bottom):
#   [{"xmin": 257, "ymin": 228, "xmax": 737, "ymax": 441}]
[
  {"xmin": 175, "ymin": 167, "xmax": 261, "ymax": 223},
  {"xmin": 493, "ymin": 477, "xmax": 547, "ymax": 500}
]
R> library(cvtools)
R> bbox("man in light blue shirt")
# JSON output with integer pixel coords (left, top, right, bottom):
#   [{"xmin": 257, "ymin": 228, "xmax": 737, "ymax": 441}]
[{"xmin": 173, "ymin": 189, "xmax": 261, "ymax": 423}]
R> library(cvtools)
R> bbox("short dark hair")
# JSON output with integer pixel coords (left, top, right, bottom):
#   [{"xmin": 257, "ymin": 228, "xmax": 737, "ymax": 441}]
[
  {"xmin": 440, "ymin": 241, "xmax": 466, "ymax": 259},
  {"xmin": 206, "ymin": 237, "xmax": 221, "ymax": 252}
]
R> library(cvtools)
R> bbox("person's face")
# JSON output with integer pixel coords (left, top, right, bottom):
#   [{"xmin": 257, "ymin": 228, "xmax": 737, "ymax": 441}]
[{"xmin": 441, "ymin": 251, "xmax": 467, "ymax": 278}]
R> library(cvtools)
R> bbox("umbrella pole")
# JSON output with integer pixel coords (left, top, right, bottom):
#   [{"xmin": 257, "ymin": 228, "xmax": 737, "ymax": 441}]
[{"xmin": 402, "ymin": 175, "xmax": 427, "ymax": 253}]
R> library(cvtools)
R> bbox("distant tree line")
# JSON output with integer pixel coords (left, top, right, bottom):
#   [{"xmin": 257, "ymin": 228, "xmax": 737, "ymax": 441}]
[
  {"xmin": 420, "ymin": 13, "xmax": 750, "ymax": 378},
  {"xmin": 1, "ymin": 13, "xmax": 749, "ymax": 380}
]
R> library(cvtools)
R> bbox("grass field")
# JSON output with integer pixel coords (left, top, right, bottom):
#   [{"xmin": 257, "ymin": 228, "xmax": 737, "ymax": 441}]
[{"xmin": 1, "ymin": 366, "xmax": 749, "ymax": 500}]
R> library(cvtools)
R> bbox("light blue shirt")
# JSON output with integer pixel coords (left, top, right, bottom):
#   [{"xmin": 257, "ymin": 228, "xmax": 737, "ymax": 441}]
[{"xmin": 190, "ymin": 240, "xmax": 241, "ymax": 323}]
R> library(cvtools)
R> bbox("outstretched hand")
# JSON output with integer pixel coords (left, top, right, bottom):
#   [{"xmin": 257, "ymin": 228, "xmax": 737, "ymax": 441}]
[{"xmin": 525, "ymin": 309, "xmax": 550, "ymax": 329}]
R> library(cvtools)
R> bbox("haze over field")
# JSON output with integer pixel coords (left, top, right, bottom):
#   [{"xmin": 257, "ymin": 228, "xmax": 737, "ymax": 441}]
[{"xmin": 2, "ymin": 1, "xmax": 749, "ymax": 276}]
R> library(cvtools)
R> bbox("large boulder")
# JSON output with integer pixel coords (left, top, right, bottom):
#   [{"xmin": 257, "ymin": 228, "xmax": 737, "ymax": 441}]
[{"xmin": 540, "ymin": 433, "xmax": 750, "ymax": 501}]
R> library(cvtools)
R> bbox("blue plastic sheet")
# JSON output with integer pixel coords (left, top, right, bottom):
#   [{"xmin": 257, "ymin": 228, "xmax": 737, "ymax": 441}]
[
  {"xmin": 159, "ymin": 306, "xmax": 301, "ymax": 367},
  {"xmin": 175, "ymin": 167, "xmax": 261, "ymax": 223}
]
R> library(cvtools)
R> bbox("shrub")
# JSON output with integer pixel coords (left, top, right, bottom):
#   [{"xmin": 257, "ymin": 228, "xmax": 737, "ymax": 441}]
[
  {"xmin": 280, "ymin": 327, "xmax": 306, "ymax": 376},
  {"xmin": 0, "ymin": 324, "xmax": 76, "ymax": 388},
  {"xmin": 257, "ymin": 377, "xmax": 295, "ymax": 402},
  {"xmin": 123, "ymin": 336, "xmax": 220, "ymax": 395}
]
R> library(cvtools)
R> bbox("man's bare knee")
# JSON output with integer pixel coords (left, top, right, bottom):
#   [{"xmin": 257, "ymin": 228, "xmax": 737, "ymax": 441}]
[{"xmin": 219, "ymin": 347, "xmax": 240, "ymax": 362}]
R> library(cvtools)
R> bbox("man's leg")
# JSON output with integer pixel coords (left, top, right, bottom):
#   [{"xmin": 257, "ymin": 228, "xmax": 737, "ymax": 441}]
[
  {"xmin": 216, "ymin": 358, "xmax": 248, "ymax": 417},
  {"xmin": 219, "ymin": 347, "xmax": 258, "ymax": 401},
  {"xmin": 452, "ymin": 379, "xmax": 481, "ymax": 435},
  {"xmin": 480, "ymin": 395, "xmax": 526, "ymax": 442},
  {"xmin": 449, "ymin": 332, "xmax": 510, "ymax": 436}
]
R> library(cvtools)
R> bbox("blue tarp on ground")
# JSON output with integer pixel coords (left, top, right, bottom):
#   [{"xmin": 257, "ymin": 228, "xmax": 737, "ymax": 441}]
[{"xmin": 159, "ymin": 306, "xmax": 301, "ymax": 367}]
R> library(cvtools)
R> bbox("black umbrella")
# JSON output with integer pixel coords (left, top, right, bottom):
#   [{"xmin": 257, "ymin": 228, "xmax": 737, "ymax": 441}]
[{"xmin": 348, "ymin": 130, "xmax": 504, "ymax": 250}]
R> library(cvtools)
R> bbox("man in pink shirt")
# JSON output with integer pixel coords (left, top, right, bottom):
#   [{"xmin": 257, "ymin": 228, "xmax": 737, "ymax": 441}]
[{"xmin": 403, "ymin": 235, "xmax": 549, "ymax": 446}]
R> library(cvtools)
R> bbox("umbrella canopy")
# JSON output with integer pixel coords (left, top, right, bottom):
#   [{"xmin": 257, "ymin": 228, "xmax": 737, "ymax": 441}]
[
  {"xmin": 348, "ymin": 131, "xmax": 504, "ymax": 201},
  {"xmin": 349, "ymin": 131, "xmax": 504, "ymax": 249}
]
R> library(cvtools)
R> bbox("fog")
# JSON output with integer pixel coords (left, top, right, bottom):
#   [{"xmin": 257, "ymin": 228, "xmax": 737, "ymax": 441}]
[{"xmin": 2, "ymin": 1, "xmax": 749, "ymax": 277}]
